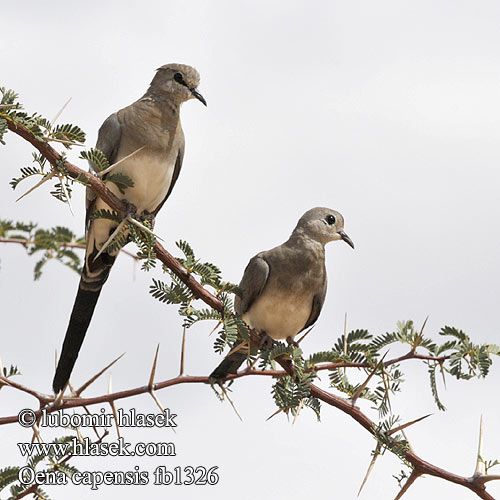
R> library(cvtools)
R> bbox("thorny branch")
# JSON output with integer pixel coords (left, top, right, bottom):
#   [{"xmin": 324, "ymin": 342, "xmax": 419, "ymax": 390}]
[
  {"xmin": 0, "ymin": 348, "xmax": 449, "ymax": 425},
  {"xmin": 3, "ymin": 119, "xmax": 499, "ymax": 500},
  {"xmin": 0, "ymin": 236, "xmax": 138, "ymax": 260}
]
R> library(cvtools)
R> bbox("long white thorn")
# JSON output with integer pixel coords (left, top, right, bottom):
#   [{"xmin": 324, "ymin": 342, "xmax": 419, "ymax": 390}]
[
  {"xmin": 126, "ymin": 216, "xmax": 164, "ymax": 241},
  {"xmin": 75, "ymin": 352, "xmax": 126, "ymax": 396},
  {"xmin": 57, "ymin": 173, "xmax": 74, "ymax": 216},
  {"xmin": 149, "ymin": 344, "xmax": 160, "ymax": 389},
  {"xmin": 108, "ymin": 374, "xmax": 120, "ymax": 439},
  {"xmin": 388, "ymin": 414, "xmax": 432, "ymax": 435},
  {"xmin": 343, "ymin": 313, "xmax": 348, "ymax": 374},
  {"xmin": 393, "ymin": 471, "xmax": 420, "ymax": 500},
  {"xmin": 97, "ymin": 145, "xmax": 145, "ymax": 177},
  {"xmin": 179, "ymin": 327, "xmax": 187, "ymax": 377},
  {"xmin": 149, "ymin": 389, "xmax": 174, "ymax": 433},
  {"xmin": 150, "ymin": 390, "xmax": 166, "ymax": 415},
  {"xmin": 224, "ymin": 341, "xmax": 248, "ymax": 359},
  {"xmin": 401, "ymin": 430, "xmax": 415, "ymax": 454},
  {"xmin": 296, "ymin": 325, "xmax": 315, "ymax": 344},
  {"xmin": 32, "ymin": 423, "xmax": 44, "ymax": 444},
  {"xmin": 351, "ymin": 352, "xmax": 388, "ymax": 406},
  {"xmin": 292, "ymin": 398, "xmax": 305, "ymax": 425},
  {"xmin": 53, "ymin": 386, "xmax": 66, "ymax": 408},
  {"xmin": 220, "ymin": 384, "xmax": 243, "ymax": 422},
  {"xmin": 50, "ymin": 97, "xmax": 72, "ymax": 127},
  {"xmin": 93, "ymin": 219, "xmax": 127, "ymax": 262},
  {"xmin": 477, "ymin": 475, "xmax": 500, "ymax": 485},
  {"xmin": 412, "ymin": 315, "xmax": 429, "ymax": 352},
  {"xmin": 16, "ymin": 170, "xmax": 56, "ymax": 202},
  {"xmin": 45, "ymin": 137, "xmax": 86, "ymax": 147},
  {"xmin": 343, "ymin": 312, "xmax": 348, "ymax": 356},
  {"xmin": 474, "ymin": 415, "xmax": 485, "ymax": 476},
  {"xmin": 357, "ymin": 443, "xmax": 381, "ymax": 496},
  {"xmin": 265, "ymin": 408, "xmax": 284, "ymax": 422}
]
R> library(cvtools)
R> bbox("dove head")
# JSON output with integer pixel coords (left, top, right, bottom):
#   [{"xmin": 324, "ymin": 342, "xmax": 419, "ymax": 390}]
[
  {"xmin": 293, "ymin": 207, "xmax": 354, "ymax": 248},
  {"xmin": 148, "ymin": 63, "xmax": 206, "ymax": 106}
]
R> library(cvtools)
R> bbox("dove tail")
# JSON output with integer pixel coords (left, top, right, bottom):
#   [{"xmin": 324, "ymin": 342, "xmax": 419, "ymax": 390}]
[
  {"xmin": 209, "ymin": 342, "xmax": 249, "ymax": 380},
  {"xmin": 52, "ymin": 247, "xmax": 116, "ymax": 393}
]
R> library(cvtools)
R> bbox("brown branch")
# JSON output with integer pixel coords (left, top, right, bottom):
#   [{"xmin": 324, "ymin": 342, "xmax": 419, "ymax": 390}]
[
  {"xmin": 0, "ymin": 349, "xmax": 457, "ymax": 423},
  {"xmin": 0, "ymin": 346, "xmax": 454, "ymax": 424},
  {"xmin": 274, "ymin": 357, "xmax": 497, "ymax": 500},
  {"xmin": 13, "ymin": 484, "xmax": 39, "ymax": 500},
  {"xmin": 0, "ymin": 369, "xmax": 280, "ymax": 425},
  {"xmin": 4, "ymin": 118, "xmax": 497, "ymax": 500}
]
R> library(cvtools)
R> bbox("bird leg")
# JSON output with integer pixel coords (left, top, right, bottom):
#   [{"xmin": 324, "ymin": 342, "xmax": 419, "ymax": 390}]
[
  {"xmin": 286, "ymin": 336, "xmax": 299, "ymax": 347},
  {"xmin": 121, "ymin": 201, "xmax": 156, "ymax": 234},
  {"xmin": 258, "ymin": 332, "xmax": 275, "ymax": 351},
  {"xmin": 121, "ymin": 199, "xmax": 138, "ymax": 219},
  {"xmin": 138, "ymin": 210, "xmax": 156, "ymax": 229}
]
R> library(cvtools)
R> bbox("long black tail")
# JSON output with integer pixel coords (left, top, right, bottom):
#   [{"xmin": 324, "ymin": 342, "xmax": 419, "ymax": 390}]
[
  {"xmin": 209, "ymin": 342, "xmax": 249, "ymax": 380},
  {"xmin": 52, "ymin": 284, "xmax": 102, "ymax": 393},
  {"xmin": 52, "ymin": 246, "xmax": 115, "ymax": 393}
]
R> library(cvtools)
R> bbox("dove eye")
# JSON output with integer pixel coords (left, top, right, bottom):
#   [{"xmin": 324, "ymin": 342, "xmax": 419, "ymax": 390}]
[
  {"xmin": 325, "ymin": 215, "xmax": 336, "ymax": 225},
  {"xmin": 174, "ymin": 72, "xmax": 186, "ymax": 86}
]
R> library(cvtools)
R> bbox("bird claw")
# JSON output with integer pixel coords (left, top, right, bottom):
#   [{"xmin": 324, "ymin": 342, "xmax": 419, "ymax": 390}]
[
  {"xmin": 139, "ymin": 210, "xmax": 156, "ymax": 229},
  {"xmin": 259, "ymin": 333, "xmax": 275, "ymax": 351},
  {"xmin": 122, "ymin": 201, "xmax": 155, "ymax": 229},
  {"xmin": 121, "ymin": 199, "xmax": 138, "ymax": 218}
]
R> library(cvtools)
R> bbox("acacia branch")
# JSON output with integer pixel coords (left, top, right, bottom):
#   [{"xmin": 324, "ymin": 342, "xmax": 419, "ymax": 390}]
[
  {"xmin": 273, "ymin": 359, "xmax": 496, "ymax": 499},
  {"xmin": 4, "ymin": 119, "xmax": 498, "ymax": 499},
  {"xmin": 0, "ymin": 236, "xmax": 138, "ymax": 260},
  {"xmin": 0, "ymin": 346, "xmax": 449, "ymax": 425},
  {"xmin": 0, "ymin": 370, "xmax": 278, "ymax": 424}
]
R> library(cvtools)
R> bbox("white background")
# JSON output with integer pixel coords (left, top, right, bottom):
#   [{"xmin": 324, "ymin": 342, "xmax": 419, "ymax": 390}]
[{"xmin": 1, "ymin": 1, "xmax": 499, "ymax": 498}]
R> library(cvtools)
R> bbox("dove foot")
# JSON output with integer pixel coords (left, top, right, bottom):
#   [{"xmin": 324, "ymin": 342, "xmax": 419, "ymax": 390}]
[{"xmin": 259, "ymin": 333, "xmax": 275, "ymax": 351}]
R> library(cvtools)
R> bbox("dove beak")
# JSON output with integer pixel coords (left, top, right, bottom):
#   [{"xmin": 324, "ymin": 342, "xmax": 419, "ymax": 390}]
[
  {"xmin": 338, "ymin": 231, "xmax": 355, "ymax": 249},
  {"xmin": 190, "ymin": 88, "xmax": 207, "ymax": 106}
]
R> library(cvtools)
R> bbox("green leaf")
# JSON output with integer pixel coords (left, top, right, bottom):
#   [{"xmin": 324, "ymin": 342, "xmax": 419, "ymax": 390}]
[
  {"xmin": 105, "ymin": 172, "xmax": 134, "ymax": 194},
  {"xmin": 10, "ymin": 165, "xmax": 46, "ymax": 190},
  {"xmin": 50, "ymin": 123, "xmax": 86, "ymax": 147},
  {"xmin": 0, "ymin": 466, "xmax": 20, "ymax": 491},
  {"xmin": 176, "ymin": 240, "xmax": 195, "ymax": 259},
  {"xmin": 89, "ymin": 209, "xmax": 122, "ymax": 223},
  {"xmin": 150, "ymin": 278, "xmax": 192, "ymax": 305},
  {"xmin": 80, "ymin": 148, "xmax": 109, "ymax": 172},
  {"xmin": 0, "ymin": 117, "xmax": 7, "ymax": 145},
  {"xmin": 428, "ymin": 362, "xmax": 446, "ymax": 411}
]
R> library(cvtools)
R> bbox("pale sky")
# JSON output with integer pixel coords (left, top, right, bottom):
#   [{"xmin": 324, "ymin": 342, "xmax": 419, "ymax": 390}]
[{"xmin": 1, "ymin": 1, "xmax": 500, "ymax": 499}]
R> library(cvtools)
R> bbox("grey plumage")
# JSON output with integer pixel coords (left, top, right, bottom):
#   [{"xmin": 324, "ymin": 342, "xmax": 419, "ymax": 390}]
[
  {"xmin": 53, "ymin": 63, "xmax": 205, "ymax": 393},
  {"xmin": 210, "ymin": 207, "xmax": 354, "ymax": 379}
]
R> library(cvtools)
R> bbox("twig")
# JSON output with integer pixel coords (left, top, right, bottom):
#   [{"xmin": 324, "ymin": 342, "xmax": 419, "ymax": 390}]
[
  {"xmin": 394, "ymin": 470, "xmax": 421, "ymax": 500},
  {"xmin": 15, "ymin": 170, "xmax": 56, "ymax": 202}
]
